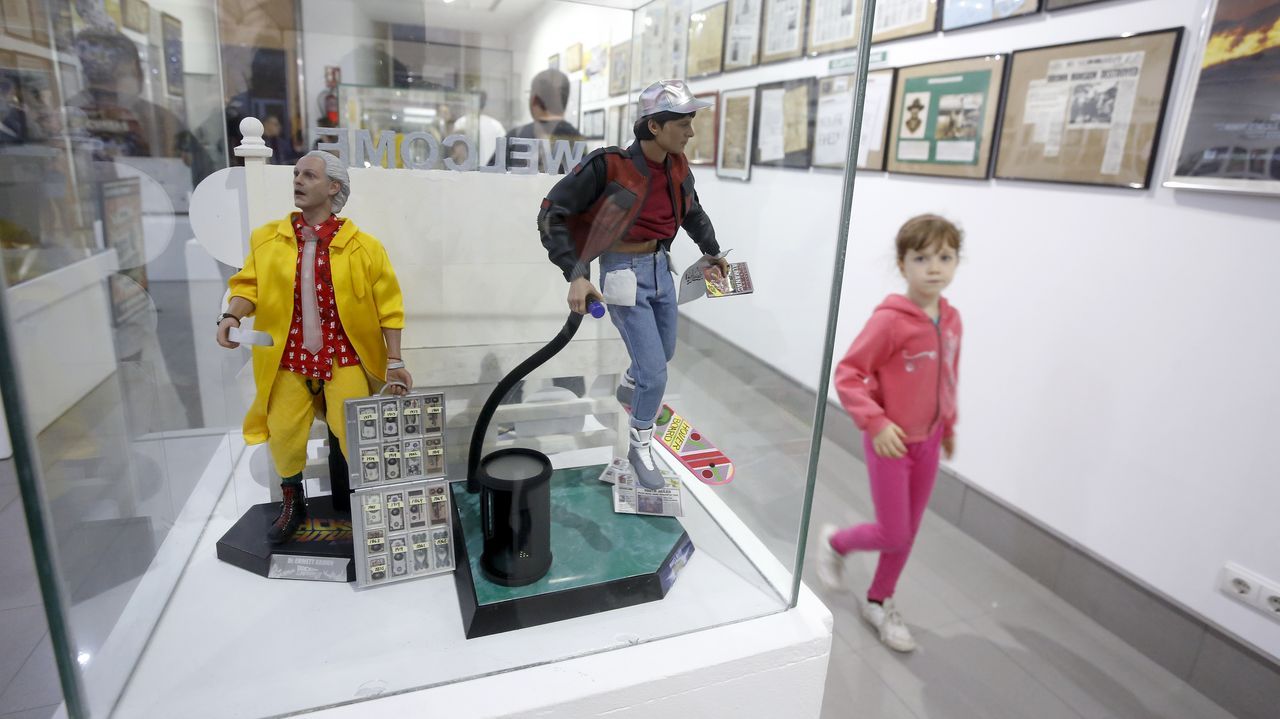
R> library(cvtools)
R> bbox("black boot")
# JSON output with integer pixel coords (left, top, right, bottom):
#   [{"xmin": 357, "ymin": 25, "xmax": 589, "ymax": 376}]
[{"xmin": 267, "ymin": 482, "xmax": 307, "ymax": 545}]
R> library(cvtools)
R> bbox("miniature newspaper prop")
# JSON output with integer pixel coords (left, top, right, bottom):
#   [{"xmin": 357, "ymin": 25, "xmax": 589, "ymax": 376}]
[
  {"xmin": 598, "ymin": 459, "xmax": 684, "ymax": 517},
  {"xmin": 677, "ymin": 252, "xmax": 753, "ymax": 304}
]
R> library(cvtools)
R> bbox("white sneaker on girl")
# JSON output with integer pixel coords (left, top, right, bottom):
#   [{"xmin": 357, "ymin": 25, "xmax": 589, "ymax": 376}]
[
  {"xmin": 861, "ymin": 598, "xmax": 916, "ymax": 652},
  {"xmin": 816, "ymin": 525, "xmax": 847, "ymax": 592}
]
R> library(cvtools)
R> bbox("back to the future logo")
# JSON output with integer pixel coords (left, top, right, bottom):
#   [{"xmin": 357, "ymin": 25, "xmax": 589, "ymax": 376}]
[{"xmin": 291, "ymin": 517, "xmax": 352, "ymax": 543}]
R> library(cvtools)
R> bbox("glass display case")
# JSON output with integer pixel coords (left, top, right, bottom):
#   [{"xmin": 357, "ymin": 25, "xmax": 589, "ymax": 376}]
[{"xmin": 1, "ymin": 0, "xmax": 876, "ymax": 716}]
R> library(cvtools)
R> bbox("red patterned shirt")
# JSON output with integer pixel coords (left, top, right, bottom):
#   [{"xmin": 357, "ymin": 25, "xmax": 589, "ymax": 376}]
[{"xmin": 279, "ymin": 214, "xmax": 360, "ymax": 380}]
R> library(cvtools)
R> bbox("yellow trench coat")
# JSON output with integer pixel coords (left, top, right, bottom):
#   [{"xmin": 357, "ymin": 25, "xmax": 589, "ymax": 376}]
[{"xmin": 228, "ymin": 215, "xmax": 405, "ymax": 445}]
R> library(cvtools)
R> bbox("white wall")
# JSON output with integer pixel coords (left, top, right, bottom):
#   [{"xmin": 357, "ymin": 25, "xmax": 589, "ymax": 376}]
[{"xmin": 519, "ymin": 0, "xmax": 1280, "ymax": 660}]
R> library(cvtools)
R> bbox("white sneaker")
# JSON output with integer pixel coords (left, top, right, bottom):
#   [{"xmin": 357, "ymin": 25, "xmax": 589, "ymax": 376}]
[
  {"xmin": 628, "ymin": 425, "xmax": 665, "ymax": 490},
  {"xmin": 815, "ymin": 525, "xmax": 848, "ymax": 593},
  {"xmin": 862, "ymin": 598, "xmax": 916, "ymax": 652}
]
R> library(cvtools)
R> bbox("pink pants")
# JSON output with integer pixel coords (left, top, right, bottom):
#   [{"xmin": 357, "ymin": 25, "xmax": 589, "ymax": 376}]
[{"xmin": 830, "ymin": 426, "xmax": 942, "ymax": 602}]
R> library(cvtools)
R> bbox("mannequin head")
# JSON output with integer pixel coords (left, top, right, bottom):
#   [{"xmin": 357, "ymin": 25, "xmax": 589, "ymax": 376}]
[{"xmin": 294, "ymin": 151, "xmax": 350, "ymax": 216}]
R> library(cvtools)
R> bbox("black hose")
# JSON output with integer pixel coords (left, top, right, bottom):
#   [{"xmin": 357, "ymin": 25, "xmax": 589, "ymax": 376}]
[{"xmin": 467, "ymin": 311, "xmax": 585, "ymax": 492}]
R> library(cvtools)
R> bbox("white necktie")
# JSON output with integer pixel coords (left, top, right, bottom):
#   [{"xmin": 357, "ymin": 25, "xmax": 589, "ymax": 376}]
[{"xmin": 299, "ymin": 226, "xmax": 322, "ymax": 355}]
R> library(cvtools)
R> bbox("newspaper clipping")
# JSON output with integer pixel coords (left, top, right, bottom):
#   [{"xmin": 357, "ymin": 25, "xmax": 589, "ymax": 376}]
[{"xmin": 599, "ymin": 459, "xmax": 684, "ymax": 517}]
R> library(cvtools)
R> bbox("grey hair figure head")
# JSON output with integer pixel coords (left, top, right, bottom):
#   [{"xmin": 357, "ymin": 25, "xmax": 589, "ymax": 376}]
[{"xmin": 303, "ymin": 150, "xmax": 351, "ymax": 213}]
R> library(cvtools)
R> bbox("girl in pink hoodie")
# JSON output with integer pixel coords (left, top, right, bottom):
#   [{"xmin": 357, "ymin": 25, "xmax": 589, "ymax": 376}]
[{"xmin": 818, "ymin": 214, "xmax": 963, "ymax": 653}]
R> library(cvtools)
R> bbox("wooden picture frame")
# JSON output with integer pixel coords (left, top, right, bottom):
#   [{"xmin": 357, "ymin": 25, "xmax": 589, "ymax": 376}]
[
  {"xmin": 564, "ymin": 43, "xmax": 583, "ymax": 73},
  {"xmin": 608, "ymin": 41, "xmax": 630, "ymax": 97},
  {"xmin": 753, "ymin": 77, "xmax": 816, "ymax": 169},
  {"xmin": 687, "ymin": 2, "xmax": 727, "ymax": 78},
  {"xmin": 995, "ymin": 28, "xmax": 1183, "ymax": 189},
  {"xmin": 717, "ymin": 87, "xmax": 757, "ymax": 180},
  {"xmin": 724, "ymin": 0, "xmax": 763, "ymax": 71},
  {"xmin": 855, "ymin": 0, "xmax": 938, "ymax": 45},
  {"xmin": 806, "ymin": 0, "xmax": 859, "ymax": 57},
  {"xmin": 123, "ymin": 0, "xmax": 150, "ymax": 34},
  {"xmin": 886, "ymin": 53, "xmax": 1007, "ymax": 180},
  {"xmin": 760, "ymin": 0, "xmax": 808, "ymax": 64},
  {"xmin": 813, "ymin": 68, "xmax": 897, "ymax": 170}
]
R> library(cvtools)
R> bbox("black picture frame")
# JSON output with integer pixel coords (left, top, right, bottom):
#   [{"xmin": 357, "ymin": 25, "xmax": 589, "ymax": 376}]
[{"xmin": 752, "ymin": 77, "xmax": 817, "ymax": 170}]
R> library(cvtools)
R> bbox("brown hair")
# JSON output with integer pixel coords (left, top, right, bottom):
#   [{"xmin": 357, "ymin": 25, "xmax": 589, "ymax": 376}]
[{"xmin": 895, "ymin": 214, "xmax": 962, "ymax": 263}]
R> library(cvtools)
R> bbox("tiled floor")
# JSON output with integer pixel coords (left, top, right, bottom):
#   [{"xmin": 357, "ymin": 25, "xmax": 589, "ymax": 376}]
[{"xmin": 0, "ymin": 295, "xmax": 1251, "ymax": 719}]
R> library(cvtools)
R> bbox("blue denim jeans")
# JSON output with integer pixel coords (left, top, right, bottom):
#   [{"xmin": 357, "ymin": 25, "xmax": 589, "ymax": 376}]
[{"xmin": 599, "ymin": 250, "xmax": 677, "ymax": 428}]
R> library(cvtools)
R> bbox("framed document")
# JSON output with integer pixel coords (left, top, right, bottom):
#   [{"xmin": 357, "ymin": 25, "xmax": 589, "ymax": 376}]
[
  {"xmin": 886, "ymin": 54, "xmax": 1006, "ymax": 179},
  {"xmin": 724, "ymin": 0, "xmax": 763, "ymax": 70},
  {"xmin": 996, "ymin": 28, "xmax": 1182, "ymax": 189},
  {"xmin": 754, "ymin": 77, "xmax": 815, "ymax": 169},
  {"xmin": 564, "ymin": 43, "xmax": 583, "ymax": 73},
  {"xmin": 608, "ymin": 41, "xmax": 630, "ymax": 97},
  {"xmin": 1166, "ymin": 0, "xmax": 1279, "ymax": 196},
  {"xmin": 760, "ymin": 0, "xmax": 807, "ymax": 64},
  {"xmin": 685, "ymin": 92, "xmax": 719, "ymax": 165},
  {"xmin": 688, "ymin": 3, "xmax": 727, "ymax": 78},
  {"xmin": 717, "ymin": 87, "xmax": 757, "ymax": 180},
  {"xmin": 581, "ymin": 108, "xmax": 605, "ymax": 139},
  {"xmin": 941, "ymin": 0, "xmax": 1038, "ymax": 31},
  {"xmin": 2, "ymin": 0, "xmax": 35, "ymax": 39},
  {"xmin": 807, "ymin": 0, "xmax": 859, "ymax": 57},
  {"xmin": 635, "ymin": 0, "xmax": 691, "ymax": 86},
  {"xmin": 1046, "ymin": 0, "xmax": 1117, "ymax": 9},
  {"xmin": 855, "ymin": 0, "xmax": 937, "ymax": 45},
  {"xmin": 548, "ymin": 53, "xmax": 560, "ymax": 70},
  {"xmin": 161, "ymin": 12, "xmax": 184, "ymax": 97},
  {"xmin": 814, "ymin": 68, "xmax": 896, "ymax": 170},
  {"xmin": 123, "ymin": 0, "xmax": 150, "ymax": 34}
]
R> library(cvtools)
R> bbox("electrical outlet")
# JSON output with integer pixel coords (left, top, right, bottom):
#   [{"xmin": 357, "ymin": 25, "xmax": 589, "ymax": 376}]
[
  {"xmin": 1219, "ymin": 563, "xmax": 1259, "ymax": 603},
  {"xmin": 1255, "ymin": 581, "xmax": 1280, "ymax": 619}
]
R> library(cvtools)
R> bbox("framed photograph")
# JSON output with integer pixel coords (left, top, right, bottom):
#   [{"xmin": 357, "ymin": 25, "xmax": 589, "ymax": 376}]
[
  {"xmin": 1045, "ymin": 0, "xmax": 1117, "ymax": 9},
  {"xmin": 1166, "ymin": 0, "xmax": 1280, "ymax": 196},
  {"xmin": 123, "ymin": 0, "xmax": 150, "ymax": 34},
  {"xmin": 760, "ymin": 0, "xmax": 807, "ymax": 64},
  {"xmin": 814, "ymin": 68, "xmax": 896, "ymax": 170},
  {"xmin": 941, "ymin": 0, "xmax": 1038, "ymax": 31},
  {"xmin": 687, "ymin": 3, "xmax": 727, "ymax": 78},
  {"xmin": 754, "ymin": 77, "xmax": 816, "ymax": 169},
  {"xmin": 548, "ymin": 53, "xmax": 560, "ymax": 70},
  {"xmin": 724, "ymin": 0, "xmax": 763, "ymax": 70},
  {"xmin": 856, "ymin": 0, "xmax": 938, "ymax": 45},
  {"xmin": 807, "ymin": 0, "xmax": 859, "ymax": 56},
  {"xmin": 581, "ymin": 108, "xmax": 605, "ymax": 139},
  {"xmin": 717, "ymin": 87, "xmax": 757, "ymax": 180},
  {"xmin": 608, "ymin": 41, "xmax": 630, "ymax": 97},
  {"xmin": 160, "ymin": 12, "xmax": 183, "ymax": 97},
  {"xmin": 685, "ymin": 92, "xmax": 719, "ymax": 165},
  {"xmin": 886, "ymin": 54, "xmax": 1006, "ymax": 180},
  {"xmin": 584, "ymin": 43, "xmax": 608, "ymax": 80},
  {"xmin": 564, "ymin": 43, "xmax": 583, "ymax": 73},
  {"xmin": 995, "ymin": 28, "xmax": 1182, "ymax": 189}
]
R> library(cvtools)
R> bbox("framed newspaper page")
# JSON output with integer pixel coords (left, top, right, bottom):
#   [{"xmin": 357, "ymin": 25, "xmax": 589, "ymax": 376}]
[
  {"xmin": 685, "ymin": 92, "xmax": 719, "ymax": 165},
  {"xmin": 608, "ymin": 41, "xmax": 630, "ymax": 97},
  {"xmin": 724, "ymin": 0, "xmax": 763, "ymax": 70},
  {"xmin": 995, "ymin": 28, "xmax": 1182, "ymax": 189},
  {"xmin": 855, "ymin": 0, "xmax": 938, "ymax": 45},
  {"xmin": 814, "ymin": 68, "xmax": 897, "ymax": 170},
  {"xmin": 886, "ymin": 54, "xmax": 1006, "ymax": 179},
  {"xmin": 687, "ymin": 3, "xmax": 727, "ymax": 78},
  {"xmin": 941, "ymin": 0, "xmax": 1038, "ymax": 31},
  {"xmin": 806, "ymin": 0, "xmax": 859, "ymax": 57},
  {"xmin": 753, "ymin": 77, "xmax": 816, "ymax": 169},
  {"xmin": 1165, "ymin": 0, "xmax": 1280, "ymax": 197},
  {"xmin": 717, "ymin": 87, "xmax": 757, "ymax": 180},
  {"xmin": 760, "ymin": 0, "xmax": 807, "ymax": 64}
]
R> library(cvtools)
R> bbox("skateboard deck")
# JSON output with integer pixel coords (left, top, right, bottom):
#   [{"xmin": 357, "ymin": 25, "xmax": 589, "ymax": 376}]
[{"xmin": 652, "ymin": 404, "xmax": 734, "ymax": 486}]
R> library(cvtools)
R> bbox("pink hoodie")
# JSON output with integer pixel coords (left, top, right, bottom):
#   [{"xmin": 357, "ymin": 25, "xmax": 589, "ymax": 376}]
[{"xmin": 834, "ymin": 294, "xmax": 962, "ymax": 444}]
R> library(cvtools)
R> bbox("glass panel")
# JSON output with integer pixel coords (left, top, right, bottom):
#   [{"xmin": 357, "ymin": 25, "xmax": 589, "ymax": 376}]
[
  {"xmin": 2, "ymin": 0, "xmax": 869, "ymax": 716},
  {"xmin": 0, "ymin": 1, "xmax": 233, "ymax": 716}
]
